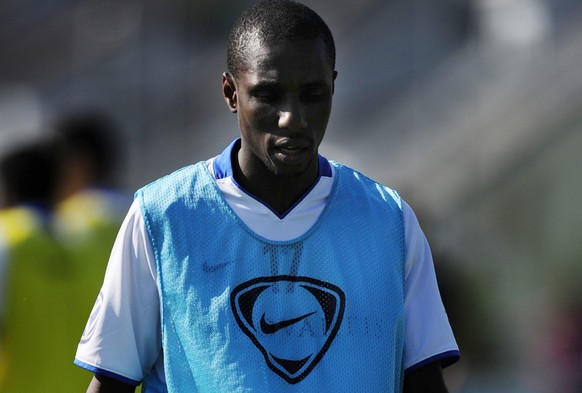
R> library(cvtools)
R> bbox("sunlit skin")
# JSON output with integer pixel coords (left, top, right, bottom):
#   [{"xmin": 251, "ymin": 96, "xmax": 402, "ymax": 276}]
[{"xmin": 222, "ymin": 37, "xmax": 337, "ymax": 215}]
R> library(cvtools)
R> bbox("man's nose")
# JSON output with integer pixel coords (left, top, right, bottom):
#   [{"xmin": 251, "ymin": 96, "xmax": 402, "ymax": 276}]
[{"xmin": 278, "ymin": 98, "xmax": 307, "ymax": 131}]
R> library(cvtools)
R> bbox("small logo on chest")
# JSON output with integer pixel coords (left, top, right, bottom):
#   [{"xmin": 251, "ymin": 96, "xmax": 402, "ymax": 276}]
[
  {"xmin": 230, "ymin": 276, "xmax": 345, "ymax": 384},
  {"xmin": 202, "ymin": 260, "xmax": 233, "ymax": 272}
]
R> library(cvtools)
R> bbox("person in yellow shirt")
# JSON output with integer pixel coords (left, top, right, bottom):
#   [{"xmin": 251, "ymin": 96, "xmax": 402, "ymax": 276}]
[
  {"xmin": 0, "ymin": 139, "xmax": 90, "ymax": 392},
  {"xmin": 52, "ymin": 111, "xmax": 130, "ymax": 243},
  {"xmin": 50, "ymin": 111, "xmax": 132, "ymax": 382}
]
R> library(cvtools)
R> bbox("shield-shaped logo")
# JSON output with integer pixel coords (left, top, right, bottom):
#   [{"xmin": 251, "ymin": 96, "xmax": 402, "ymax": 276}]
[{"xmin": 231, "ymin": 275, "xmax": 345, "ymax": 384}]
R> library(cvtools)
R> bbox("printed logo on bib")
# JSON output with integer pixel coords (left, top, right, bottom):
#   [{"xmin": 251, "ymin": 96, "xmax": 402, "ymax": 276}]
[{"xmin": 231, "ymin": 276, "xmax": 345, "ymax": 384}]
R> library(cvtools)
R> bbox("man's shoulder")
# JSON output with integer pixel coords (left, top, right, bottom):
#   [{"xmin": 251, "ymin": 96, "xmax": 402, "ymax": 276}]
[
  {"xmin": 330, "ymin": 161, "xmax": 402, "ymax": 209},
  {"xmin": 134, "ymin": 161, "xmax": 220, "ymax": 220},
  {"xmin": 136, "ymin": 162, "xmax": 208, "ymax": 196},
  {"xmin": 330, "ymin": 161, "xmax": 384, "ymax": 185}
]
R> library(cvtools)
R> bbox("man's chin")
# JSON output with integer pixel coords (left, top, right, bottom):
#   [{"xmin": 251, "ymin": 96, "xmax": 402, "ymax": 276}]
[
  {"xmin": 265, "ymin": 160, "xmax": 309, "ymax": 179},
  {"xmin": 270, "ymin": 166, "xmax": 305, "ymax": 179}
]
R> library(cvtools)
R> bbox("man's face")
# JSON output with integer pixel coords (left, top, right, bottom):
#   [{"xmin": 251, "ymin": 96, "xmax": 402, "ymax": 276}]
[{"xmin": 224, "ymin": 38, "xmax": 336, "ymax": 179}]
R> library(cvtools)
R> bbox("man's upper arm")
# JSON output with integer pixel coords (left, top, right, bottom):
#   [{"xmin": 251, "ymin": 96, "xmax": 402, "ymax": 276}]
[
  {"xmin": 403, "ymin": 361, "xmax": 449, "ymax": 393},
  {"xmin": 87, "ymin": 374, "xmax": 137, "ymax": 393}
]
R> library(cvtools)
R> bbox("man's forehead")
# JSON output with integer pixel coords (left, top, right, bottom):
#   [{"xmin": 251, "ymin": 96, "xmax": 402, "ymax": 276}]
[{"xmin": 239, "ymin": 37, "xmax": 332, "ymax": 81}]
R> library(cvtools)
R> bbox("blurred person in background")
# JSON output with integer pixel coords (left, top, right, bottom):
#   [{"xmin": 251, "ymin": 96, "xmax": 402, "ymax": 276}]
[
  {"xmin": 51, "ymin": 110, "xmax": 132, "ymax": 372},
  {"xmin": 0, "ymin": 138, "xmax": 89, "ymax": 392},
  {"xmin": 52, "ymin": 110, "xmax": 130, "ymax": 240},
  {"xmin": 521, "ymin": 284, "xmax": 582, "ymax": 393}
]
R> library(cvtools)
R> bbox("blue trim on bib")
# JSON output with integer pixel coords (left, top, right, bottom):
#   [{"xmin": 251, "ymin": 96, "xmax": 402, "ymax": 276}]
[{"xmin": 213, "ymin": 139, "xmax": 238, "ymax": 180}]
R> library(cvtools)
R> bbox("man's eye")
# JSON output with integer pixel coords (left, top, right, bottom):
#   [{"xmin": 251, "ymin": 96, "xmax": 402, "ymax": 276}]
[
  {"xmin": 301, "ymin": 90, "xmax": 328, "ymax": 101},
  {"xmin": 253, "ymin": 91, "xmax": 280, "ymax": 102}
]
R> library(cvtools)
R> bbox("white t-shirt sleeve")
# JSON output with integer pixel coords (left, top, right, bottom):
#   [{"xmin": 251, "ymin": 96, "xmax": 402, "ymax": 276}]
[
  {"xmin": 74, "ymin": 200, "xmax": 161, "ymax": 385},
  {"xmin": 402, "ymin": 201, "xmax": 459, "ymax": 372}
]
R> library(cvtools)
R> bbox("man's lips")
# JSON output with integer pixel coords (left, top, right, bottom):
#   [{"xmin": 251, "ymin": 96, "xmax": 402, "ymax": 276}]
[
  {"xmin": 277, "ymin": 145, "xmax": 304, "ymax": 153},
  {"xmin": 274, "ymin": 138, "xmax": 310, "ymax": 151},
  {"xmin": 272, "ymin": 139, "xmax": 313, "ymax": 165}
]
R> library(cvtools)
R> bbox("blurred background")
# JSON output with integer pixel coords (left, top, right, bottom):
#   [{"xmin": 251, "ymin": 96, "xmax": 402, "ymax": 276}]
[{"xmin": 1, "ymin": 0, "xmax": 581, "ymax": 391}]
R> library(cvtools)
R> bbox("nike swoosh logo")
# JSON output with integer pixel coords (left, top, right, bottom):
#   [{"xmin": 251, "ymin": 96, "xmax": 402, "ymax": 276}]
[
  {"xmin": 202, "ymin": 260, "xmax": 232, "ymax": 272},
  {"xmin": 260, "ymin": 311, "xmax": 316, "ymax": 335}
]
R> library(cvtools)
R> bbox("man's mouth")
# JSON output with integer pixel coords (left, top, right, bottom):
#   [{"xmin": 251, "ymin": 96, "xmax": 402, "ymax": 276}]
[
  {"xmin": 273, "ymin": 139, "xmax": 312, "ymax": 165},
  {"xmin": 275, "ymin": 139, "xmax": 310, "ymax": 152},
  {"xmin": 278, "ymin": 145, "xmax": 304, "ymax": 153}
]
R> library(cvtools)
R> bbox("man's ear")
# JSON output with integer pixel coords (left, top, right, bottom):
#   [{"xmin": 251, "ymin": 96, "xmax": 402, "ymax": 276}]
[
  {"xmin": 332, "ymin": 70, "xmax": 338, "ymax": 94},
  {"xmin": 222, "ymin": 72, "xmax": 238, "ymax": 113}
]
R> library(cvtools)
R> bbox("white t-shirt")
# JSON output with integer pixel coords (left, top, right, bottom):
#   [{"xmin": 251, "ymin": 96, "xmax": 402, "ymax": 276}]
[{"xmin": 75, "ymin": 149, "xmax": 459, "ymax": 386}]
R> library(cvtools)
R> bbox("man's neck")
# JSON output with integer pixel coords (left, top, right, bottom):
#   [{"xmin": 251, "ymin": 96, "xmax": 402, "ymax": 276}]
[{"xmin": 232, "ymin": 151, "xmax": 319, "ymax": 216}]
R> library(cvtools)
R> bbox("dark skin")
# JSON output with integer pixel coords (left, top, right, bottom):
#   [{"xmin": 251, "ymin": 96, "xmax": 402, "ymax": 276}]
[
  {"xmin": 85, "ymin": 38, "xmax": 450, "ymax": 393},
  {"xmin": 87, "ymin": 374, "xmax": 135, "ymax": 393},
  {"xmin": 404, "ymin": 362, "xmax": 450, "ymax": 393},
  {"xmin": 223, "ymin": 38, "xmax": 336, "ymax": 215}
]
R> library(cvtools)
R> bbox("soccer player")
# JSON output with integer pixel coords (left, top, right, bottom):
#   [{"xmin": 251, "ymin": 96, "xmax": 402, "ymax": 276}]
[{"xmin": 74, "ymin": 1, "xmax": 460, "ymax": 392}]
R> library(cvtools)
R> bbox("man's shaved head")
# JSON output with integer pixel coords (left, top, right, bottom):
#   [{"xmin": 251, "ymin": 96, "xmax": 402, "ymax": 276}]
[{"xmin": 226, "ymin": 0, "xmax": 336, "ymax": 77}]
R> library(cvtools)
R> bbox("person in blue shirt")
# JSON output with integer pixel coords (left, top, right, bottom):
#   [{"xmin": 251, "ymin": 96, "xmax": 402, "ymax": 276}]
[{"xmin": 75, "ymin": 1, "xmax": 459, "ymax": 392}]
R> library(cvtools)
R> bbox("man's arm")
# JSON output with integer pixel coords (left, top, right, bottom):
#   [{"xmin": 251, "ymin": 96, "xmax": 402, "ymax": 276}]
[
  {"xmin": 403, "ymin": 361, "xmax": 449, "ymax": 393},
  {"xmin": 86, "ymin": 374, "xmax": 136, "ymax": 393}
]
